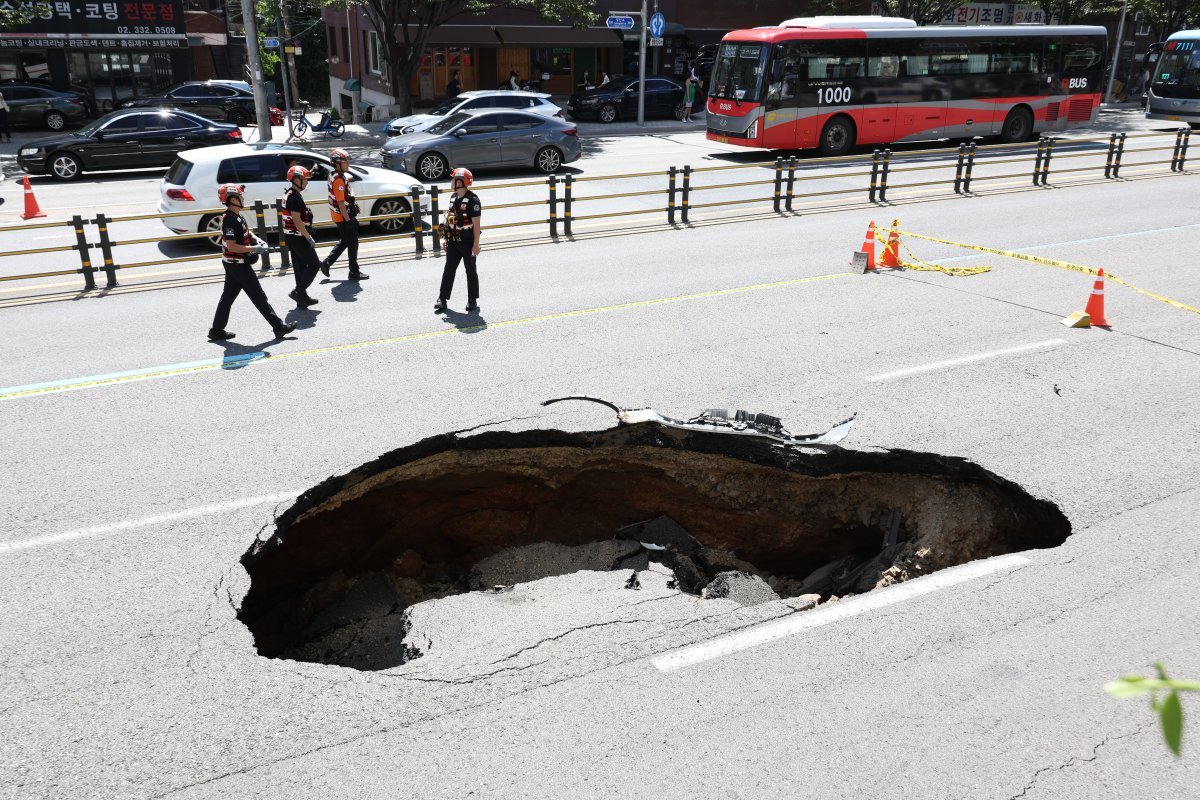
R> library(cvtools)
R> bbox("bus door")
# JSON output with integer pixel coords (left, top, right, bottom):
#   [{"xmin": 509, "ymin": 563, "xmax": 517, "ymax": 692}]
[
  {"xmin": 761, "ymin": 43, "xmax": 804, "ymax": 149},
  {"xmin": 804, "ymin": 41, "xmax": 867, "ymax": 145}
]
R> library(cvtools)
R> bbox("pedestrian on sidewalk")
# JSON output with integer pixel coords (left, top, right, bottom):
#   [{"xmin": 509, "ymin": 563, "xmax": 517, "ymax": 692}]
[
  {"xmin": 0, "ymin": 90, "xmax": 10, "ymax": 143},
  {"xmin": 281, "ymin": 164, "xmax": 322, "ymax": 307},
  {"xmin": 208, "ymin": 184, "xmax": 296, "ymax": 341},
  {"xmin": 434, "ymin": 167, "xmax": 481, "ymax": 315},
  {"xmin": 446, "ymin": 70, "xmax": 462, "ymax": 100},
  {"xmin": 321, "ymin": 148, "xmax": 369, "ymax": 281}
]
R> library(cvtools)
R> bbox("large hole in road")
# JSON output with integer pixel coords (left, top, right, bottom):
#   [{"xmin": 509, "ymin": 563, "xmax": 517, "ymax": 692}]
[{"xmin": 237, "ymin": 422, "xmax": 1070, "ymax": 671}]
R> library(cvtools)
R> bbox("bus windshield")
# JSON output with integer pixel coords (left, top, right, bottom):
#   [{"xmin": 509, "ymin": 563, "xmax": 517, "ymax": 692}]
[
  {"xmin": 709, "ymin": 43, "xmax": 768, "ymax": 103},
  {"xmin": 1153, "ymin": 42, "xmax": 1200, "ymax": 97}
]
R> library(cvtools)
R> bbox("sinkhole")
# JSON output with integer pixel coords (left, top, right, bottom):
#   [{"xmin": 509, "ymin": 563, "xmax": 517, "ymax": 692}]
[{"xmin": 238, "ymin": 421, "xmax": 1070, "ymax": 671}]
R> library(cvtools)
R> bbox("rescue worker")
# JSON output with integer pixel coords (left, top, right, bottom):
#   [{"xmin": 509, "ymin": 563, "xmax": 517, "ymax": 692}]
[
  {"xmin": 208, "ymin": 183, "xmax": 296, "ymax": 341},
  {"xmin": 435, "ymin": 167, "xmax": 481, "ymax": 314},
  {"xmin": 320, "ymin": 148, "xmax": 368, "ymax": 281},
  {"xmin": 282, "ymin": 164, "xmax": 322, "ymax": 306}
]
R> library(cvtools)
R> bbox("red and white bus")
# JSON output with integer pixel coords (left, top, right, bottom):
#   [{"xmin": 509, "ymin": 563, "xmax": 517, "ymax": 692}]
[{"xmin": 705, "ymin": 16, "xmax": 1107, "ymax": 155}]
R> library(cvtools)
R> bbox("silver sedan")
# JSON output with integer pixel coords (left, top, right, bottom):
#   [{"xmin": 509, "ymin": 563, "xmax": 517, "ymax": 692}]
[{"xmin": 380, "ymin": 108, "xmax": 582, "ymax": 181}]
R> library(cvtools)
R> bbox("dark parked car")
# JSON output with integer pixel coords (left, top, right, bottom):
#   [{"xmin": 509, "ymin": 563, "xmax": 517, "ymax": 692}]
[
  {"xmin": 17, "ymin": 109, "xmax": 243, "ymax": 180},
  {"xmin": 0, "ymin": 83, "xmax": 89, "ymax": 130},
  {"xmin": 567, "ymin": 76, "xmax": 699, "ymax": 123},
  {"xmin": 115, "ymin": 81, "xmax": 256, "ymax": 126}
]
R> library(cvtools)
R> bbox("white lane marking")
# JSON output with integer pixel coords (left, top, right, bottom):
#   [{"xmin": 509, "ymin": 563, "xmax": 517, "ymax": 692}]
[
  {"xmin": 865, "ymin": 339, "xmax": 1065, "ymax": 383},
  {"xmin": 2, "ymin": 491, "xmax": 300, "ymax": 553},
  {"xmin": 652, "ymin": 554, "xmax": 1031, "ymax": 672}
]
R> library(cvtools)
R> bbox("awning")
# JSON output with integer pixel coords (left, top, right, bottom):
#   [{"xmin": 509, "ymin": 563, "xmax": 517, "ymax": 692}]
[
  {"xmin": 343, "ymin": 78, "xmax": 362, "ymax": 92},
  {"xmin": 494, "ymin": 26, "xmax": 623, "ymax": 46},
  {"xmin": 423, "ymin": 25, "xmax": 501, "ymax": 46}
]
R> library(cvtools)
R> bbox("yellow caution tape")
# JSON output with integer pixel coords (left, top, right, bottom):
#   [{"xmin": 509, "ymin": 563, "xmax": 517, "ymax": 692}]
[{"xmin": 894, "ymin": 227, "xmax": 1200, "ymax": 317}]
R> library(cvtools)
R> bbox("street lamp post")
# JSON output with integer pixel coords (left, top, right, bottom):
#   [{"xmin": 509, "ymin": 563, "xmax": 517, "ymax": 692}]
[
  {"xmin": 239, "ymin": 0, "xmax": 272, "ymax": 141},
  {"xmin": 1105, "ymin": 0, "xmax": 1129, "ymax": 104}
]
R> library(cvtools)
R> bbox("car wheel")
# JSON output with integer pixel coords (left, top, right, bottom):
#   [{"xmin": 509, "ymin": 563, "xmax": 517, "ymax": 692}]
[
  {"xmin": 598, "ymin": 103, "xmax": 618, "ymax": 124},
  {"xmin": 818, "ymin": 116, "xmax": 856, "ymax": 158},
  {"xmin": 673, "ymin": 103, "xmax": 686, "ymax": 121},
  {"xmin": 228, "ymin": 107, "xmax": 250, "ymax": 126},
  {"xmin": 535, "ymin": 146, "xmax": 563, "ymax": 174},
  {"xmin": 999, "ymin": 106, "xmax": 1034, "ymax": 144},
  {"xmin": 200, "ymin": 214, "xmax": 224, "ymax": 249},
  {"xmin": 45, "ymin": 111, "xmax": 67, "ymax": 131},
  {"xmin": 49, "ymin": 151, "xmax": 82, "ymax": 180},
  {"xmin": 371, "ymin": 197, "xmax": 415, "ymax": 234},
  {"xmin": 417, "ymin": 152, "xmax": 449, "ymax": 181}
]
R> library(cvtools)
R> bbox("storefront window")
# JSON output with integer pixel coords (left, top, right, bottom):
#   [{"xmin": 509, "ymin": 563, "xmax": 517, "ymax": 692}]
[{"xmin": 531, "ymin": 48, "xmax": 572, "ymax": 77}]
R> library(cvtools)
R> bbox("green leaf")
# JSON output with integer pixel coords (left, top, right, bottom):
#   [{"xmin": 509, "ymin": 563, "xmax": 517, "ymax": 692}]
[
  {"xmin": 1159, "ymin": 691, "xmax": 1183, "ymax": 757},
  {"xmin": 1105, "ymin": 679, "xmax": 1154, "ymax": 699},
  {"xmin": 1155, "ymin": 662, "xmax": 1171, "ymax": 682}
]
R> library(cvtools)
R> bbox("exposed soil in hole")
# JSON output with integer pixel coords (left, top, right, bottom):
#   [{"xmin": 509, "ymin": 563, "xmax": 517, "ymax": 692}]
[{"xmin": 238, "ymin": 423, "xmax": 1070, "ymax": 670}]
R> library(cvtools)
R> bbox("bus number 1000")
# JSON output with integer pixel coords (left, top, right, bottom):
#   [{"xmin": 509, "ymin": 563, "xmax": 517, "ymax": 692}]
[{"xmin": 818, "ymin": 87, "xmax": 853, "ymax": 104}]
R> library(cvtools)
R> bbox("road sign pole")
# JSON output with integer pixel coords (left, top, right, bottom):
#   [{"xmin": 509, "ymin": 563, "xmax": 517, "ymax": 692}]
[
  {"xmin": 638, "ymin": 0, "xmax": 647, "ymax": 126},
  {"xmin": 240, "ymin": 0, "xmax": 272, "ymax": 140}
]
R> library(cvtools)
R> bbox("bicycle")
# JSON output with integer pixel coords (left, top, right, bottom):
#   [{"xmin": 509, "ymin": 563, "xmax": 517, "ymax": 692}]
[{"xmin": 289, "ymin": 101, "xmax": 345, "ymax": 139}]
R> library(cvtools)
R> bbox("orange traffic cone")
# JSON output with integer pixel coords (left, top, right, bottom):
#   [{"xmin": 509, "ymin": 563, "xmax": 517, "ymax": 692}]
[
  {"xmin": 854, "ymin": 220, "xmax": 877, "ymax": 271},
  {"xmin": 20, "ymin": 175, "xmax": 46, "ymax": 220},
  {"xmin": 1084, "ymin": 268, "xmax": 1111, "ymax": 327},
  {"xmin": 878, "ymin": 220, "xmax": 902, "ymax": 269}
]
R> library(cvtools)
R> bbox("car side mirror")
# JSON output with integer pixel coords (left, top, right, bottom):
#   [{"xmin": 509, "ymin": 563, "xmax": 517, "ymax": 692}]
[
  {"xmin": 453, "ymin": 129, "xmax": 465, "ymax": 137},
  {"xmin": 94, "ymin": 131, "xmax": 105, "ymax": 140}
]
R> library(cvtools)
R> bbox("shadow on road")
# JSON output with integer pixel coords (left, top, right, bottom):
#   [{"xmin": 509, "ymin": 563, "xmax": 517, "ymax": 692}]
[
  {"xmin": 441, "ymin": 307, "xmax": 487, "ymax": 333},
  {"xmin": 328, "ymin": 277, "xmax": 365, "ymax": 303}
]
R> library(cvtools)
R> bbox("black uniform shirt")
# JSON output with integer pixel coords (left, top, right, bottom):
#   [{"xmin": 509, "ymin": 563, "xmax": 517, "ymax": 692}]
[
  {"xmin": 221, "ymin": 210, "xmax": 251, "ymax": 261},
  {"xmin": 282, "ymin": 187, "xmax": 312, "ymax": 235},
  {"xmin": 448, "ymin": 190, "xmax": 481, "ymax": 241}
]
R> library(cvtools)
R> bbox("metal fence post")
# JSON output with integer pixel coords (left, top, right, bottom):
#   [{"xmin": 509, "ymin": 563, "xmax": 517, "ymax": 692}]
[
  {"xmin": 430, "ymin": 185, "xmax": 441, "ymax": 252},
  {"xmin": 1171, "ymin": 129, "xmax": 1183, "ymax": 171},
  {"xmin": 547, "ymin": 175, "xmax": 558, "ymax": 237},
  {"xmin": 93, "ymin": 212, "xmax": 118, "ymax": 288},
  {"xmin": 274, "ymin": 199, "xmax": 291, "ymax": 272},
  {"xmin": 954, "ymin": 143, "xmax": 966, "ymax": 193},
  {"xmin": 563, "ymin": 174, "xmax": 573, "ymax": 236},
  {"xmin": 1180, "ymin": 128, "xmax": 1191, "ymax": 170},
  {"xmin": 71, "ymin": 214, "xmax": 96, "ymax": 291},
  {"xmin": 252, "ymin": 199, "xmax": 272, "ymax": 271},
  {"xmin": 869, "ymin": 149, "xmax": 880, "ymax": 203},
  {"xmin": 681, "ymin": 165, "xmax": 692, "ymax": 223},
  {"xmin": 1104, "ymin": 134, "xmax": 1117, "ymax": 179},
  {"xmin": 667, "ymin": 166, "xmax": 677, "ymax": 225},
  {"xmin": 785, "ymin": 156, "xmax": 796, "ymax": 212},
  {"xmin": 1113, "ymin": 132, "xmax": 1126, "ymax": 178},
  {"xmin": 773, "ymin": 157, "xmax": 783, "ymax": 213},
  {"xmin": 964, "ymin": 143, "xmax": 977, "ymax": 193},
  {"xmin": 1033, "ymin": 138, "xmax": 1045, "ymax": 185},
  {"xmin": 411, "ymin": 186, "xmax": 424, "ymax": 253},
  {"xmin": 1040, "ymin": 138, "xmax": 1054, "ymax": 185},
  {"xmin": 879, "ymin": 149, "xmax": 892, "ymax": 202}
]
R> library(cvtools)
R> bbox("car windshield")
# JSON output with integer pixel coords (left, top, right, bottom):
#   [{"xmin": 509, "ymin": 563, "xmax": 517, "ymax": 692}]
[
  {"xmin": 73, "ymin": 112, "xmax": 126, "ymax": 137},
  {"xmin": 709, "ymin": 42, "xmax": 767, "ymax": 103},
  {"xmin": 427, "ymin": 111, "xmax": 471, "ymax": 135},
  {"xmin": 429, "ymin": 99, "xmax": 458, "ymax": 116}
]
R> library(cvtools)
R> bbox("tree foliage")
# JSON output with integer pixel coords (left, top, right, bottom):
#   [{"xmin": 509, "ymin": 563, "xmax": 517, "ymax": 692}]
[
  {"xmin": 872, "ymin": 0, "xmax": 963, "ymax": 24},
  {"xmin": 347, "ymin": 0, "xmax": 599, "ymax": 114}
]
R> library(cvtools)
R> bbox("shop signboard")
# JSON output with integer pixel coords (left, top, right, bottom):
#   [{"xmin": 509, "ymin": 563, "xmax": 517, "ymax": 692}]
[{"xmin": 0, "ymin": 0, "xmax": 187, "ymax": 49}]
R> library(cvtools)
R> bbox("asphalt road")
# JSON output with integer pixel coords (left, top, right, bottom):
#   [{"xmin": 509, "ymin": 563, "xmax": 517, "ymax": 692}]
[{"xmin": 2, "ymin": 123, "xmax": 1200, "ymax": 798}]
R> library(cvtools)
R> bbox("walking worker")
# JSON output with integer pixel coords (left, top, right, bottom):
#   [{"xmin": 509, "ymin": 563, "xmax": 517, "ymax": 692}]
[
  {"xmin": 208, "ymin": 184, "xmax": 296, "ymax": 341},
  {"xmin": 321, "ymin": 148, "xmax": 369, "ymax": 281},
  {"xmin": 281, "ymin": 164, "xmax": 322, "ymax": 307},
  {"xmin": 434, "ymin": 167, "xmax": 481, "ymax": 315}
]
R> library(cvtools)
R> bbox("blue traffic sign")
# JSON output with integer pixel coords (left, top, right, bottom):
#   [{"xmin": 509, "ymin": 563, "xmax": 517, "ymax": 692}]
[
  {"xmin": 263, "ymin": 37, "xmax": 280, "ymax": 48},
  {"xmin": 649, "ymin": 12, "xmax": 666, "ymax": 38},
  {"xmin": 606, "ymin": 15, "xmax": 635, "ymax": 30}
]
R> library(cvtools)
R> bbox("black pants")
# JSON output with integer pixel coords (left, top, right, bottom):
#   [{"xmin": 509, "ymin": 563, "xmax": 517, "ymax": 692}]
[
  {"xmin": 325, "ymin": 220, "xmax": 359, "ymax": 272},
  {"xmin": 439, "ymin": 239, "xmax": 479, "ymax": 302},
  {"xmin": 0, "ymin": 109, "xmax": 9, "ymax": 141},
  {"xmin": 285, "ymin": 234, "xmax": 320, "ymax": 293},
  {"xmin": 211, "ymin": 261, "xmax": 285, "ymax": 331}
]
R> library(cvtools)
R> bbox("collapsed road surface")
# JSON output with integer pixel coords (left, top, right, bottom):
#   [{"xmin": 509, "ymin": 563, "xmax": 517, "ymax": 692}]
[{"xmin": 238, "ymin": 417, "xmax": 1069, "ymax": 670}]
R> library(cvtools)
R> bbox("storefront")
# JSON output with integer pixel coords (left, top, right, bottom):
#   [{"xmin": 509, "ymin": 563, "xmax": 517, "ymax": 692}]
[{"xmin": 0, "ymin": 0, "xmax": 190, "ymax": 115}]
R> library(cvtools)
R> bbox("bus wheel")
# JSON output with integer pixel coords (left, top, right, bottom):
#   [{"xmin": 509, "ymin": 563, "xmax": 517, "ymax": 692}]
[
  {"xmin": 818, "ymin": 117, "xmax": 855, "ymax": 157},
  {"xmin": 1000, "ymin": 107, "xmax": 1034, "ymax": 143}
]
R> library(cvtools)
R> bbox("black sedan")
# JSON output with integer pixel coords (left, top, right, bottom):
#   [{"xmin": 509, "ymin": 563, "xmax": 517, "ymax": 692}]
[
  {"xmin": 115, "ymin": 81, "xmax": 256, "ymax": 126},
  {"xmin": 17, "ymin": 109, "xmax": 243, "ymax": 181},
  {"xmin": 567, "ymin": 76, "xmax": 700, "ymax": 123}
]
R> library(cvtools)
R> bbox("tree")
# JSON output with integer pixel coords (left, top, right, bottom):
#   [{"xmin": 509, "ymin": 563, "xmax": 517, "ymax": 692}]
[
  {"xmin": 350, "ymin": 0, "xmax": 599, "ymax": 116},
  {"xmin": 872, "ymin": 0, "xmax": 964, "ymax": 24},
  {"xmin": 1128, "ymin": 0, "xmax": 1200, "ymax": 40}
]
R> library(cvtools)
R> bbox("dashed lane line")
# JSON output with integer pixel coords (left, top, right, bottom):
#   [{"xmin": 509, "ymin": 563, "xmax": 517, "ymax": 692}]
[{"xmin": 0, "ymin": 271, "xmax": 849, "ymax": 401}]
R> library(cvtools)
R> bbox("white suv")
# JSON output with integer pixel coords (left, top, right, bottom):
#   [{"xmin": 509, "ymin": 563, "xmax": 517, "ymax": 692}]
[
  {"xmin": 385, "ymin": 91, "xmax": 563, "ymax": 137},
  {"xmin": 158, "ymin": 143, "xmax": 430, "ymax": 248}
]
